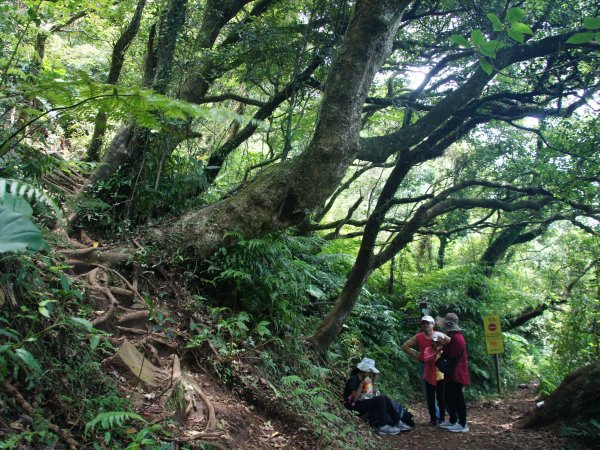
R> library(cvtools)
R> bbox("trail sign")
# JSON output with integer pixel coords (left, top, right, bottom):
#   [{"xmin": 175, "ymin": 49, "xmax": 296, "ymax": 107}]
[
  {"xmin": 483, "ymin": 315, "xmax": 504, "ymax": 355},
  {"xmin": 403, "ymin": 317, "xmax": 422, "ymax": 325}
]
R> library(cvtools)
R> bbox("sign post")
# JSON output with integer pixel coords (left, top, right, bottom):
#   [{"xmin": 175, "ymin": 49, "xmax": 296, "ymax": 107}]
[{"xmin": 483, "ymin": 315, "xmax": 504, "ymax": 394}]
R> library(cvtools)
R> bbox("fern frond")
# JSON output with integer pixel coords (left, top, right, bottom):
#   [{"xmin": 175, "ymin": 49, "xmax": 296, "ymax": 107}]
[{"xmin": 84, "ymin": 411, "xmax": 145, "ymax": 435}]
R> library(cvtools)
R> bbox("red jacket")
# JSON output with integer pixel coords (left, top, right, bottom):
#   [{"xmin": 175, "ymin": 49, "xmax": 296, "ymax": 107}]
[{"xmin": 443, "ymin": 332, "xmax": 469, "ymax": 385}]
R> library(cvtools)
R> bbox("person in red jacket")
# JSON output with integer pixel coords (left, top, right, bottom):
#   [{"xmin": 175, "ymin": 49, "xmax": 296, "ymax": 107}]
[
  {"xmin": 422, "ymin": 332, "xmax": 448, "ymax": 426},
  {"xmin": 436, "ymin": 313, "xmax": 470, "ymax": 433}
]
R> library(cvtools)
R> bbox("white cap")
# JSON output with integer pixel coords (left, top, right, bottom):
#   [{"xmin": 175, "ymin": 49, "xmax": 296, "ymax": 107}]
[{"xmin": 421, "ymin": 315, "xmax": 435, "ymax": 324}]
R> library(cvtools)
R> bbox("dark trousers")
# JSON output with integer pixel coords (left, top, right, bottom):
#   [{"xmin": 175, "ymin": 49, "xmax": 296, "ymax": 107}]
[
  {"xmin": 425, "ymin": 380, "xmax": 445, "ymax": 422},
  {"xmin": 445, "ymin": 380, "xmax": 467, "ymax": 426},
  {"xmin": 348, "ymin": 395, "xmax": 400, "ymax": 427}
]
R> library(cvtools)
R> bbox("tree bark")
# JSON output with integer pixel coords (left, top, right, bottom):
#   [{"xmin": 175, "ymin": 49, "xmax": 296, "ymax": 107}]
[{"xmin": 87, "ymin": 0, "xmax": 147, "ymax": 161}]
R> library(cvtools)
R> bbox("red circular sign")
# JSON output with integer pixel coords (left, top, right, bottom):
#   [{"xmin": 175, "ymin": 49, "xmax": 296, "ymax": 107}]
[{"xmin": 488, "ymin": 323, "xmax": 497, "ymax": 332}]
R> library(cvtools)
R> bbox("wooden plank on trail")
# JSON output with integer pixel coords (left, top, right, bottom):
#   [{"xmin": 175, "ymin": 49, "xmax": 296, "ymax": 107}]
[{"xmin": 115, "ymin": 339, "xmax": 163, "ymax": 389}]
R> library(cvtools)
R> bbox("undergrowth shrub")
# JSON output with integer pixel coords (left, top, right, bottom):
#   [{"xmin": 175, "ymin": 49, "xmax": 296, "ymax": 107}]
[
  {"xmin": 203, "ymin": 233, "xmax": 349, "ymax": 333},
  {"xmin": 0, "ymin": 253, "xmax": 138, "ymax": 448}
]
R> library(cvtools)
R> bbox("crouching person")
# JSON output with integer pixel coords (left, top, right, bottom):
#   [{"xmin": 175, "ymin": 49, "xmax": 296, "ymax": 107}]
[{"xmin": 343, "ymin": 358, "xmax": 411, "ymax": 435}]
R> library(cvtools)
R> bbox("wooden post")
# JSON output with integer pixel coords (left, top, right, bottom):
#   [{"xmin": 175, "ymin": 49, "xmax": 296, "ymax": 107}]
[{"xmin": 494, "ymin": 354, "xmax": 501, "ymax": 394}]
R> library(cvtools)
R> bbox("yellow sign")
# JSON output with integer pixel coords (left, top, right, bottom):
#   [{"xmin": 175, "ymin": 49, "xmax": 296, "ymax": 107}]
[{"xmin": 483, "ymin": 315, "xmax": 504, "ymax": 355}]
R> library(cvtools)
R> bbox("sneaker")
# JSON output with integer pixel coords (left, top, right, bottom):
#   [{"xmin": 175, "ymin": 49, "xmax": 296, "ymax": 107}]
[
  {"xmin": 437, "ymin": 421, "xmax": 455, "ymax": 429},
  {"xmin": 427, "ymin": 420, "xmax": 438, "ymax": 426},
  {"xmin": 394, "ymin": 421, "xmax": 412, "ymax": 431},
  {"xmin": 448, "ymin": 423, "xmax": 469, "ymax": 433},
  {"xmin": 378, "ymin": 424, "xmax": 400, "ymax": 435}
]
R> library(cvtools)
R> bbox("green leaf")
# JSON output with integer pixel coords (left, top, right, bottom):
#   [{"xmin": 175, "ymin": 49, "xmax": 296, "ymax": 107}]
[
  {"xmin": 15, "ymin": 348, "xmax": 42, "ymax": 375},
  {"xmin": 0, "ymin": 328, "xmax": 19, "ymax": 341},
  {"xmin": 508, "ymin": 28, "xmax": 524, "ymax": 43},
  {"xmin": 0, "ymin": 195, "xmax": 33, "ymax": 217},
  {"xmin": 566, "ymin": 32, "xmax": 596, "ymax": 44},
  {"xmin": 70, "ymin": 316, "xmax": 94, "ymax": 332},
  {"xmin": 511, "ymin": 22, "xmax": 533, "ymax": 35},
  {"xmin": 479, "ymin": 40, "xmax": 504, "ymax": 58},
  {"xmin": 0, "ymin": 344, "xmax": 12, "ymax": 353},
  {"xmin": 470, "ymin": 29, "xmax": 486, "ymax": 47},
  {"xmin": 583, "ymin": 16, "xmax": 600, "ymax": 30},
  {"xmin": 506, "ymin": 7, "xmax": 525, "ymax": 23},
  {"xmin": 487, "ymin": 13, "xmax": 504, "ymax": 32},
  {"xmin": 90, "ymin": 335, "xmax": 100, "ymax": 350},
  {"xmin": 450, "ymin": 34, "xmax": 470, "ymax": 47},
  {"xmin": 60, "ymin": 273, "xmax": 71, "ymax": 292},
  {"xmin": 0, "ymin": 208, "xmax": 45, "ymax": 253},
  {"xmin": 479, "ymin": 59, "xmax": 493, "ymax": 75}
]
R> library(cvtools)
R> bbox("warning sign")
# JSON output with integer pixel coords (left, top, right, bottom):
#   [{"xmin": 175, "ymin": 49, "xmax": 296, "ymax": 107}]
[{"xmin": 483, "ymin": 315, "xmax": 504, "ymax": 355}]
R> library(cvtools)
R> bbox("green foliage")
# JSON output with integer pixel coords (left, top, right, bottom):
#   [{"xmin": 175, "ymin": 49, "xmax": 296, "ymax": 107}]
[
  {"xmin": 84, "ymin": 411, "xmax": 144, "ymax": 434},
  {"xmin": 187, "ymin": 307, "xmax": 273, "ymax": 358},
  {"xmin": 559, "ymin": 418, "xmax": 600, "ymax": 447},
  {"xmin": 206, "ymin": 233, "xmax": 347, "ymax": 329},
  {"xmin": 567, "ymin": 16, "xmax": 600, "ymax": 44},
  {"xmin": 0, "ymin": 252, "xmax": 131, "ymax": 447},
  {"xmin": 0, "ymin": 177, "xmax": 63, "ymax": 253},
  {"xmin": 0, "ymin": 207, "xmax": 45, "ymax": 253}
]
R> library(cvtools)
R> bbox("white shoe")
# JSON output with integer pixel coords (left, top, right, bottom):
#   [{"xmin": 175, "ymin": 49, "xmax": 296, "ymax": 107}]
[
  {"xmin": 448, "ymin": 423, "xmax": 469, "ymax": 433},
  {"xmin": 438, "ymin": 421, "xmax": 455, "ymax": 429},
  {"xmin": 378, "ymin": 424, "xmax": 400, "ymax": 435},
  {"xmin": 394, "ymin": 421, "xmax": 412, "ymax": 431}
]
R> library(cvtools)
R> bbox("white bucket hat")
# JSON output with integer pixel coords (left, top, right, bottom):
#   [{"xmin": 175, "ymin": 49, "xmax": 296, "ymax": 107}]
[{"xmin": 356, "ymin": 357, "xmax": 380, "ymax": 373}]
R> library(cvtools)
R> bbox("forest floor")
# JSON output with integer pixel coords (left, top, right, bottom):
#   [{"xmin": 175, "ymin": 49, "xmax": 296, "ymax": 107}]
[
  {"xmin": 116, "ymin": 350, "xmax": 585, "ymax": 450},
  {"xmin": 385, "ymin": 383, "xmax": 580, "ymax": 450}
]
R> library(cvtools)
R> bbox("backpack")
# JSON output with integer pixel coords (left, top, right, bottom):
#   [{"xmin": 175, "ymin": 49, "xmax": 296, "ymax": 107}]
[{"xmin": 391, "ymin": 399, "xmax": 415, "ymax": 428}]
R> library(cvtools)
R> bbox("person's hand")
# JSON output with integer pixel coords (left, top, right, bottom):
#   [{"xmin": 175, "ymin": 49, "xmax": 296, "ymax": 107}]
[{"xmin": 364, "ymin": 376, "xmax": 372, "ymax": 384}]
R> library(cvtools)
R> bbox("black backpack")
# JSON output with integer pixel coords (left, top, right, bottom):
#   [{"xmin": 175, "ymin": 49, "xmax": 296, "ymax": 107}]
[{"xmin": 392, "ymin": 399, "xmax": 415, "ymax": 427}]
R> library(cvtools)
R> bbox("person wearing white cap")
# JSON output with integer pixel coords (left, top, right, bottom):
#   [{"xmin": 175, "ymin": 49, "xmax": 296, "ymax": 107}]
[
  {"xmin": 342, "ymin": 357, "xmax": 411, "ymax": 435},
  {"xmin": 402, "ymin": 315, "xmax": 450, "ymax": 424}
]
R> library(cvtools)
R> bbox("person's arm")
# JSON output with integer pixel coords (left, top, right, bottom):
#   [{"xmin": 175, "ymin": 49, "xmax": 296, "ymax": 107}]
[
  {"xmin": 351, "ymin": 376, "xmax": 369, "ymax": 401},
  {"xmin": 402, "ymin": 335, "xmax": 420, "ymax": 362},
  {"xmin": 442, "ymin": 333, "xmax": 452, "ymax": 345}
]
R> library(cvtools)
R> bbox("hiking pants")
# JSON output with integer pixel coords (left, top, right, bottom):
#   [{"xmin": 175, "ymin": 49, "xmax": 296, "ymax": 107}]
[
  {"xmin": 445, "ymin": 380, "xmax": 467, "ymax": 426},
  {"xmin": 425, "ymin": 380, "xmax": 445, "ymax": 422},
  {"xmin": 349, "ymin": 395, "xmax": 400, "ymax": 427}
]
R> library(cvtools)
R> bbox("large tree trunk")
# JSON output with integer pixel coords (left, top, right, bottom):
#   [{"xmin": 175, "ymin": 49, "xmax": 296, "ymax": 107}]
[
  {"xmin": 517, "ymin": 362, "xmax": 600, "ymax": 429},
  {"xmin": 148, "ymin": 0, "xmax": 411, "ymax": 254}
]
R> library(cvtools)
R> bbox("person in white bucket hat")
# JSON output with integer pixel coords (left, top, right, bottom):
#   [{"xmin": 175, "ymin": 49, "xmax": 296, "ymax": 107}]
[{"xmin": 343, "ymin": 357, "xmax": 411, "ymax": 435}]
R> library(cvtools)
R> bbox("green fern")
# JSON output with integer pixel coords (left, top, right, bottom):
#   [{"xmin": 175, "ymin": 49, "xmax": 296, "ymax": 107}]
[
  {"xmin": 0, "ymin": 178, "xmax": 62, "ymax": 221},
  {"xmin": 84, "ymin": 411, "xmax": 145, "ymax": 435}
]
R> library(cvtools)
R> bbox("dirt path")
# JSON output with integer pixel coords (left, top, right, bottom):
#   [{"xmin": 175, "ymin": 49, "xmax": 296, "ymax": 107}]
[{"xmin": 383, "ymin": 383, "xmax": 573, "ymax": 450}]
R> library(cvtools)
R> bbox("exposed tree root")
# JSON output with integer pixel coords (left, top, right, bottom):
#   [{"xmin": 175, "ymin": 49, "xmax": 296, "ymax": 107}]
[
  {"xmin": 180, "ymin": 374, "xmax": 217, "ymax": 432},
  {"xmin": 2, "ymin": 380, "xmax": 79, "ymax": 449}
]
